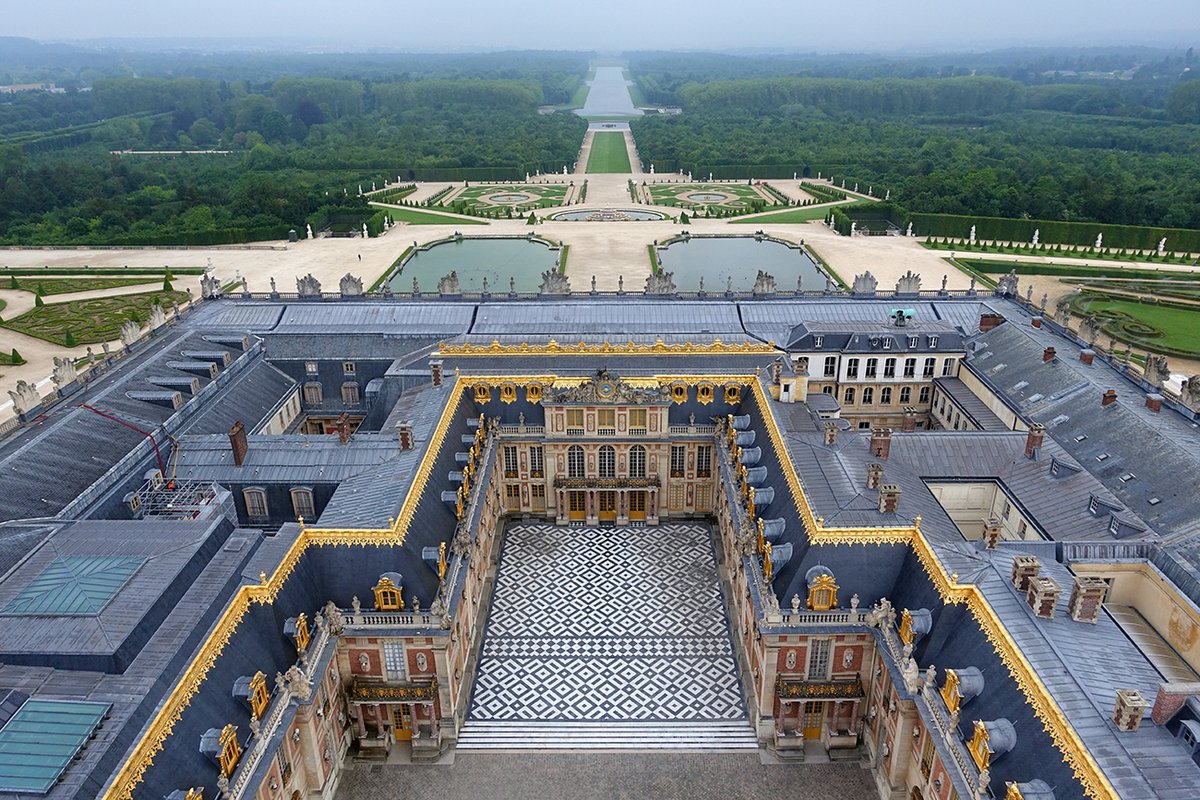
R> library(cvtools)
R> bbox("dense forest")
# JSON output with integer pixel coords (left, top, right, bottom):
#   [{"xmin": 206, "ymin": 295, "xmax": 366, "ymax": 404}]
[
  {"xmin": 630, "ymin": 50, "xmax": 1200, "ymax": 230},
  {"xmin": 0, "ymin": 45, "xmax": 588, "ymax": 245}
]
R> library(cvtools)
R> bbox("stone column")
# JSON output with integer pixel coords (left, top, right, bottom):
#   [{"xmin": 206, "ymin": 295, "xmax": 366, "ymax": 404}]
[
  {"xmin": 375, "ymin": 704, "xmax": 386, "ymax": 738},
  {"xmin": 356, "ymin": 705, "xmax": 367, "ymax": 738}
]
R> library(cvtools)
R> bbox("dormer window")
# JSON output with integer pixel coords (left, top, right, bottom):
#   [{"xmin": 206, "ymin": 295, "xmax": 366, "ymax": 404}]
[
  {"xmin": 941, "ymin": 669, "xmax": 962, "ymax": 714},
  {"xmin": 908, "ymin": 336, "xmax": 918, "ymax": 348},
  {"xmin": 342, "ymin": 361, "xmax": 356, "ymax": 375},
  {"xmin": 373, "ymin": 575, "xmax": 404, "ymax": 611},
  {"xmin": 814, "ymin": 336, "xmax": 824, "ymax": 348},
  {"xmin": 1073, "ymin": 434, "xmax": 1087, "ymax": 442},
  {"xmin": 1119, "ymin": 473, "xmax": 1136, "ymax": 483},
  {"xmin": 1109, "ymin": 516, "xmax": 1120, "ymax": 535},
  {"xmin": 882, "ymin": 338, "xmax": 892, "ymax": 350},
  {"xmin": 1088, "ymin": 497, "xmax": 1098, "ymax": 515},
  {"xmin": 928, "ymin": 336, "xmax": 939, "ymax": 348},
  {"xmin": 248, "ymin": 671, "xmax": 269, "ymax": 720},
  {"xmin": 305, "ymin": 362, "xmax": 318, "ymax": 375},
  {"xmin": 968, "ymin": 720, "xmax": 990, "ymax": 770},
  {"xmin": 218, "ymin": 724, "xmax": 241, "ymax": 778},
  {"xmin": 1096, "ymin": 453, "xmax": 1110, "ymax": 462}
]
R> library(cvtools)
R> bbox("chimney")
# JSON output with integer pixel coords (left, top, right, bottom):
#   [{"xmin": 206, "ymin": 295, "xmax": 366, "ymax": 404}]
[
  {"xmin": 1101, "ymin": 389, "xmax": 1118, "ymax": 407},
  {"xmin": 901, "ymin": 406, "xmax": 917, "ymax": 433},
  {"xmin": 1145, "ymin": 393, "xmax": 1163, "ymax": 413},
  {"xmin": 229, "ymin": 420, "xmax": 248, "ymax": 467},
  {"xmin": 982, "ymin": 517, "xmax": 1003, "ymax": 549},
  {"xmin": 1113, "ymin": 690, "xmax": 1150, "ymax": 732},
  {"xmin": 1079, "ymin": 349, "xmax": 1095, "ymax": 366},
  {"xmin": 1011, "ymin": 555, "xmax": 1040, "ymax": 591},
  {"xmin": 1024, "ymin": 423, "xmax": 1045, "ymax": 459},
  {"xmin": 823, "ymin": 421, "xmax": 838, "ymax": 446},
  {"xmin": 336, "ymin": 412, "xmax": 352, "ymax": 445},
  {"xmin": 1026, "ymin": 574, "xmax": 1061, "ymax": 619},
  {"xmin": 1043, "ymin": 346, "xmax": 1056, "ymax": 362},
  {"xmin": 878, "ymin": 484, "xmax": 901, "ymax": 513},
  {"xmin": 430, "ymin": 359, "xmax": 444, "ymax": 387},
  {"xmin": 1068, "ymin": 576, "xmax": 1108, "ymax": 623},
  {"xmin": 869, "ymin": 428, "xmax": 892, "ymax": 460},
  {"xmin": 397, "ymin": 419, "xmax": 414, "ymax": 451},
  {"xmin": 978, "ymin": 312, "xmax": 1004, "ymax": 332},
  {"xmin": 867, "ymin": 463, "xmax": 884, "ymax": 490},
  {"xmin": 1151, "ymin": 682, "xmax": 1200, "ymax": 725},
  {"xmin": 1031, "ymin": 316, "xmax": 1043, "ymax": 329}
]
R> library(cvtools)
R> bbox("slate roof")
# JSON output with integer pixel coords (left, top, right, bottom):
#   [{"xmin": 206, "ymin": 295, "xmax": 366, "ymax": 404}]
[{"xmin": 933, "ymin": 376, "xmax": 1010, "ymax": 431}]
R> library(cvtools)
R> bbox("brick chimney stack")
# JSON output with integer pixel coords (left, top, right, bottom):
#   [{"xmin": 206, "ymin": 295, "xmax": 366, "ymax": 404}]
[
  {"xmin": 229, "ymin": 420, "xmax": 248, "ymax": 467},
  {"xmin": 397, "ymin": 420, "xmax": 414, "ymax": 451},
  {"xmin": 1145, "ymin": 394, "xmax": 1163, "ymax": 413},
  {"xmin": 878, "ymin": 484, "xmax": 901, "ymax": 513},
  {"xmin": 1151, "ymin": 682, "xmax": 1200, "ymax": 725},
  {"xmin": 1024, "ymin": 423, "xmax": 1045, "ymax": 459},
  {"xmin": 1031, "ymin": 316, "xmax": 1043, "ymax": 329},
  {"xmin": 336, "ymin": 412, "xmax": 352, "ymax": 445},
  {"xmin": 1068, "ymin": 576, "xmax": 1108, "ymax": 623},
  {"xmin": 866, "ymin": 463, "xmax": 884, "ymax": 490},
  {"xmin": 823, "ymin": 421, "xmax": 838, "ymax": 446},
  {"xmin": 978, "ymin": 312, "xmax": 1004, "ymax": 332},
  {"xmin": 869, "ymin": 428, "xmax": 892, "ymax": 460},
  {"xmin": 982, "ymin": 517, "xmax": 1003, "ymax": 549},
  {"xmin": 901, "ymin": 407, "xmax": 917, "ymax": 433},
  {"xmin": 1079, "ymin": 349, "xmax": 1095, "ymax": 366},
  {"xmin": 430, "ymin": 359, "xmax": 444, "ymax": 387},
  {"xmin": 1027, "ymin": 574, "xmax": 1061, "ymax": 619},
  {"xmin": 1113, "ymin": 690, "xmax": 1150, "ymax": 732},
  {"xmin": 1011, "ymin": 555, "xmax": 1040, "ymax": 591},
  {"xmin": 1043, "ymin": 346, "xmax": 1056, "ymax": 362},
  {"xmin": 1102, "ymin": 389, "xmax": 1118, "ymax": 407}
]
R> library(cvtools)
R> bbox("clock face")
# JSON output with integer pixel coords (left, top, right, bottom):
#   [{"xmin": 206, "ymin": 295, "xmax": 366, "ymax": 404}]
[{"xmin": 597, "ymin": 381, "xmax": 615, "ymax": 398}]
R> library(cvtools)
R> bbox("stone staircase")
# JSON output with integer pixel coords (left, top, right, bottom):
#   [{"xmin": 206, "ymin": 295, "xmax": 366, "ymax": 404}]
[{"xmin": 456, "ymin": 720, "xmax": 758, "ymax": 751}]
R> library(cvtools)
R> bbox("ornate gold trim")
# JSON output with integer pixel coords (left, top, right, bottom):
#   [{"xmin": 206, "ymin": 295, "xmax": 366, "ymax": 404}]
[{"xmin": 438, "ymin": 338, "xmax": 776, "ymax": 356}]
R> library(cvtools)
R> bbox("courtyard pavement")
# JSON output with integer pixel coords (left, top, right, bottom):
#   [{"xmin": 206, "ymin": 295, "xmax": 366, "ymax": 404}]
[{"xmin": 335, "ymin": 751, "xmax": 875, "ymax": 800}]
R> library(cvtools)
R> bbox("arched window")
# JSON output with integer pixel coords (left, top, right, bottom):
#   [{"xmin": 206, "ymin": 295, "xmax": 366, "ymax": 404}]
[
  {"xmin": 218, "ymin": 724, "xmax": 242, "ymax": 777},
  {"xmin": 844, "ymin": 387, "xmax": 855, "ymax": 404},
  {"xmin": 567, "ymin": 445, "xmax": 585, "ymax": 478},
  {"xmin": 598, "ymin": 445, "xmax": 616, "ymax": 478},
  {"xmin": 629, "ymin": 445, "xmax": 646, "ymax": 478},
  {"xmin": 290, "ymin": 487, "xmax": 314, "ymax": 520},
  {"xmin": 243, "ymin": 487, "xmax": 269, "ymax": 521},
  {"xmin": 341, "ymin": 382, "xmax": 360, "ymax": 405}
]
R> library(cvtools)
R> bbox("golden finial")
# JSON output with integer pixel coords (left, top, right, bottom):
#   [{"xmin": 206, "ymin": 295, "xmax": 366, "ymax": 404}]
[
  {"xmin": 259, "ymin": 571, "xmax": 267, "ymax": 585},
  {"xmin": 950, "ymin": 572, "xmax": 958, "ymax": 584},
  {"xmin": 437, "ymin": 542, "xmax": 447, "ymax": 581},
  {"xmin": 297, "ymin": 515, "xmax": 305, "ymax": 529},
  {"xmin": 388, "ymin": 516, "xmax": 395, "ymax": 529}
]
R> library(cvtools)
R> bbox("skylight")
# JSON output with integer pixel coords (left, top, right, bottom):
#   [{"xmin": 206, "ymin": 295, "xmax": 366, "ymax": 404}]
[{"xmin": 0, "ymin": 699, "xmax": 111, "ymax": 794}]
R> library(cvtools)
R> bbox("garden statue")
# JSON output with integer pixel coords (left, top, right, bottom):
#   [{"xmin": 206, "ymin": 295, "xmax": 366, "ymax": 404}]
[
  {"xmin": 270, "ymin": 277, "xmax": 277, "ymax": 293},
  {"xmin": 591, "ymin": 275, "xmax": 597, "ymax": 293},
  {"xmin": 1032, "ymin": 229, "xmax": 1039, "ymax": 246},
  {"xmin": 649, "ymin": 164, "xmax": 654, "ymax": 174},
  {"xmin": 618, "ymin": 275, "xmax": 624, "ymax": 292},
  {"xmin": 850, "ymin": 221, "xmax": 857, "ymax": 236},
  {"xmin": 306, "ymin": 223, "xmax": 313, "ymax": 239},
  {"xmin": 885, "ymin": 189, "xmax": 890, "ymax": 200},
  {"xmin": 1095, "ymin": 233, "xmax": 1103, "ymax": 249},
  {"xmin": 510, "ymin": 276, "xmax": 516, "ymax": 294},
  {"xmin": 969, "ymin": 225, "xmax": 977, "ymax": 245},
  {"xmin": 1041, "ymin": 293, "xmax": 1048, "ymax": 309},
  {"xmin": 941, "ymin": 274, "xmax": 948, "ymax": 292},
  {"xmin": 1159, "ymin": 237, "xmax": 1167, "ymax": 255},
  {"xmin": 906, "ymin": 222, "xmax": 913, "ymax": 237},
  {"xmin": 362, "ymin": 223, "xmax": 368, "ymax": 238}
]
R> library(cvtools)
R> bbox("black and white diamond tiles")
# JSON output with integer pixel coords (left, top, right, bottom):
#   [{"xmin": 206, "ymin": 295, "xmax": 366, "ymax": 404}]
[{"xmin": 468, "ymin": 523, "xmax": 747, "ymax": 722}]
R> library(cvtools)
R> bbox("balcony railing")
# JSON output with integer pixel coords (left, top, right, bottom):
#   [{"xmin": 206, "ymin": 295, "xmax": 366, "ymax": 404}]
[{"xmin": 552, "ymin": 476, "xmax": 661, "ymax": 489}]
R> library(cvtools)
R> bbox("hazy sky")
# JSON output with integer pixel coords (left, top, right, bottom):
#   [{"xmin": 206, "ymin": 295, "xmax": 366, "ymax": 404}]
[{"xmin": 9, "ymin": 0, "xmax": 1200, "ymax": 52}]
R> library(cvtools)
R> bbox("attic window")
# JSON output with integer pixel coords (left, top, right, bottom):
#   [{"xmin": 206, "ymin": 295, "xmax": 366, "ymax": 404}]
[
  {"xmin": 1095, "ymin": 453, "xmax": 1110, "ymax": 462},
  {"xmin": 1073, "ymin": 434, "xmax": 1088, "ymax": 442},
  {"xmin": 1012, "ymin": 381, "xmax": 1028, "ymax": 391},
  {"xmin": 1119, "ymin": 473, "xmax": 1136, "ymax": 483},
  {"xmin": 1027, "ymin": 393, "xmax": 1044, "ymax": 403},
  {"xmin": 1149, "ymin": 497, "xmax": 1161, "ymax": 506},
  {"xmin": 814, "ymin": 336, "xmax": 824, "ymax": 348},
  {"xmin": 1088, "ymin": 497, "xmax": 1098, "ymax": 514},
  {"xmin": 1049, "ymin": 462, "xmax": 1060, "ymax": 476},
  {"xmin": 1109, "ymin": 517, "xmax": 1120, "ymax": 535},
  {"xmin": 928, "ymin": 336, "xmax": 939, "ymax": 348},
  {"xmin": 908, "ymin": 336, "xmax": 918, "ymax": 348},
  {"xmin": 882, "ymin": 338, "xmax": 892, "ymax": 350}
]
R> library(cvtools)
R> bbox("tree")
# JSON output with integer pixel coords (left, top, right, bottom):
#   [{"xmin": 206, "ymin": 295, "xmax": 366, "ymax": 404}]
[
  {"xmin": 1167, "ymin": 79, "xmax": 1200, "ymax": 124},
  {"xmin": 10, "ymin": 348, "xmax": 23, "ymax": 364},
  {"xmin": 163, "ymin": 277, "xmax": 174, "ymax": 292},
  {"xmin": 64, "ymin": 330, "xmax": 76, "ymax": 346}
]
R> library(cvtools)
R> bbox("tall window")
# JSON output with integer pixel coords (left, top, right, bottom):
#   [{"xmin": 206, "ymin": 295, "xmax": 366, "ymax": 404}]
[
  {"xmin": 900, "ymin": 386, "xmax": 911, "ymax": 404},
  {"xmin": 807, "ymin": 639, "xmax": 831, "ymax": 680},
  {"xmin": 920, "ymin": 734, "xmax": 935, "ymax": 779},
  {"xmin": 529, "ymin": 446, "xmax": 544, "ymax": 477},
  {"xmin": 923, "ymin": 357, "xmax": 936, "ymax": 378},
  {"xmin": 341, "ymin": 382, "xmax": 360, "ymax": 405},
  {"xmin": 862, "ymin": 387, "xmax": 874, "ymax": 405},
  {"xmin": 942, "ymin": 358, "xmax": 954, "ymax": 376},
  {"xmin": 883, "ymin": 358, "xmax": 896, "ymax": 378},
  {"xmin": 865, "ymin": 358, "xmax": 878, "ymax": 378},
  {"xmin": 928, "ymin": 335, "xmax": 939, "ymax": 348},
  {"xmin": 696, "ymin": 445, "xmax": 712, "ymax": 478},
  {"xmin": 383, "ymin": 643, "xmax": 405, "ymax": 681},
  {"xmin": 244, "ymin": 488, "xmax": 268, "ymax": 520},
  {"xmin": 503, "ymin": 445, "xmax": 519, "ymax": 477},
  {"xmin": 566, "ymin": 408, "xmax": 584, "ymax": 434},
  {"xmin": 505, "ymin": 484, "xmax": 521, "ymax": 511},
  {"xmin": 597, "ymin": 408, "xmax": 616, "ymax": 434},
  {"xmin": 846, "ymin": 358, "xmax": 860, "ymax": 379},
  {"xmin": 628, "ymin": 408, "xmax": 647, "ymax": 434},
  {"xmin": 844, "ymin": 387, "xmax": 855, "ymax": 404},
  {"xmin": 668, "ymin": 483, "xmax": 685, "ymax": 510},
  {"xmin": 919, "ymin": 386, "xmax": 931, "ymax": 403},
  {"xmin": 567, "ymin": 446, "xmax": 585, "ymax": 478},
  {"xmin": 629, "ymin": 445, "xmax": 646, "ymax": 478},
  {"xmin": 599, "ymin": 445, "xmax": 616, "ymax": 478},
  {"xmin": 290, "ymin": 487, "xmax": 314, "ymax": 520},
  {"xmin": 814, "ymin": 335, "xmax": 824, "ymax": 348},
  {"xmin": 303, "ymin": 382, "xmax": 323, "ymax": 404},
  {"xmin": 823, "ymin": 356, "xmax": 837, "ymax": 377},
  {"xmin": 530, "ymin": 484, "xmax": 546, "ymax": 512},
  {"xmin": 880, "ymin": 387, "xmax": 892, "ymax": 405},
  {"xmin": 695, "ymin": 484, "xmax": 712, "ymax": 511},
  {"xmin": 670, "ymin": 445, "xmax": 686, "ymax": 477},
  {"xmin": 904, "ymin": 357, "xmax": 916, "ymax": 378}
]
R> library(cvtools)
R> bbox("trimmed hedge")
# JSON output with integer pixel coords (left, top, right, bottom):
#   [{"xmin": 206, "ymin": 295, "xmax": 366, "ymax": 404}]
[{"xmin": 907, "ymin": 213, "xmax": 1200, "ymax": 252}]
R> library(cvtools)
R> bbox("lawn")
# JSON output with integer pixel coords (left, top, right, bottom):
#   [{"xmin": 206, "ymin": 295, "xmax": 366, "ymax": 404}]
[
  {"xmin": 955, "ymin": 258, "xmax": 1200, "ymax": 281},
  {"xmin": 924, "ymin": 239, "xmax": 1197, "ymax": 265},
  {"xmin": 1, "ymin": 290, "xmax": 189, "ymax": 346},
  {"xmin": 371, "ymin": 204, "xmax": 487, "ymax": 225},
  {"xmin": 729, "ymin": 201, "xmax": 867, "ymax": 224},
  {"xmin": 7, "ymin": 276, "xmax": 165, "ymax": 295},
  {"xmin": 1072, "ymin": 295, "xmax": 1200, "ymax": 356},
  {"xmin": 586, "ymin": 132, "xmax": 632, "ymax": 173}
]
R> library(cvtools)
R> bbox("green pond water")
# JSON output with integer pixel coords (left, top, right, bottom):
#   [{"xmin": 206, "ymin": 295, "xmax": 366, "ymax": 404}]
[
  {"xmin": 388, "ymin": 238, "xmax": 559, "ymax": 293},
  {"xmin": 657, "ymin": 237, "xmax": 825, "ymax": 292}
]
